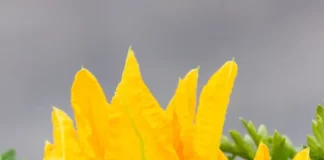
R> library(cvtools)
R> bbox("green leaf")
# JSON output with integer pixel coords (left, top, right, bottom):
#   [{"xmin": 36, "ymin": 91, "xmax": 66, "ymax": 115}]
[
  {"xmin": 307, "ymin": 136, "xmax": 320, "ymax": 153},
  {"xmin": 257, "ymin": 124, "xmax": 268, "ymax": 138},
  {"xmin": 0, "ymin": 149, "xmax": 16, "ymax": 160},
  {"xmin": 243, "ymin": 134, "xmax": 255, "ymax": 151},
  {"xmin": 282, "ymin": 135, "xmax": 296, "ymax": 158},
  {"xmin": 229, "ymin": 130, "xmax": 254, "ymax": 160},
  {"xmin": 308, "ymin": 104, "xmax": 324, "ymax": 160},
  {"xmin": 220, "ymin": 136, "xmax": 234, "ymax": 153},
  {"xmin": 312, "ymin": 120, "xmax": 324, "ymax": 146},
  {"xmin": 240, "ymin": 118, "xmax": 261, "ymax": 146},
  {"xmin": 270, "ymin": 131, "xmax": 290, "ymax": 160},
  {"xmin": 221, "ymin": 117, "xmax": 297, "ymax": 160}
]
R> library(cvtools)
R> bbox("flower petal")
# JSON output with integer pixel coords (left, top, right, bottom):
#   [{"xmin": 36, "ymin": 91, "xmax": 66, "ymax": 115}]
[
  {"xmin": 292, "ymin": 148, "xmax": 310, "ymax": 160},
  {"xmin": 165, "ymin": 68, "xmax": 199, "ymax": 159},
  {"xmin": 71, "ymin": 68, "xmax": 112, "ymax": 158},
  {"xmin": 254, "ymin": 142, "xmax": 270, "ymax": 160},
  {"xmin": 176, "ymin": 68, "xmax": 199, "ymax": 126},
  {"xmin": 194, "ymin": 61, "xmax": 238, "ymax": 158},
  {"xmin": 111, "ymin": 47, "xmax": 179, "ymax": 160},
  {"xmin": 51, "ymin": 107, "xmax": 86, "ymax": 159},
  {"xmin": 217, "ymin": 149, "xmax": 229, "ymax": 160},
  {"xmin": 113, "ymin": 47, "xmax": 166, "ymax": 126},
  {"xmin": 43, "ymin": 140, "xmax": 53, "ymax": 157},
  {"xmin": 184, "ymin": 68, "xmax": 199, "ymax": 121},
  {"xmin": 43, "ymin": 141, "xmax": 60, "ymax": 160}
]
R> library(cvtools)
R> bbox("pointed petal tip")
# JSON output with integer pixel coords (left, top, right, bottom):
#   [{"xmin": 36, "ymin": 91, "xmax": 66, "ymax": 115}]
[
  {"xmin": 254, "ymin": 141, "xmax": 270, "ymax": 160},
  {"xmin": 51, "ymin": 106, "xmax": 66, "ymax": 115},
  {"xmin": 190, "ymin": 66, "xmax": 200, "ymax": 73},
  {"xmin": 223, "ymin": 60, "xmax": 238, "ymax": 74},
  {"xmin": 185, "ymin": 67, "xmax": 200, "ymax": 78},
  {"xmin": 125, "ymin": 45, "xmax": 138, "ymax": 64},
  {"xmin": 299, "ymin": 147, "xmax": 310, "ymax": 155},
  {"xmin": 72, "ymin": 67, "xmax": 98, "ymax": 88},
  {"xmin": 123, "ymin": 45, "xmax": 141, "ymax": 74},
  {"xmin": 79, "ymin": 65, "xmax": 92, "ymax": 72},
  {"xmin": 293, "ymin": 147, "xmax": 310, "ymax": 160},
  {"xmin": 258, "ymin": 141, "xmax": 268, "ymax": 149},
  {"xmin": 52, "ymin": 106, "xmax": 58, "ymax": 111},
  {"xmin": 77, "ymin": 67, "xmax": 91, "ymax": 74},
  {"xmin": 73, "ymin": 67, "xmax": 95, "ymax": 84},
  {"xmin": 226, "ymin": 59, "xmax": 237, "ymax": 66},
  {"xmin": 127, "ymin": 45, "xmax": 135, "ymax": 55},
  {"xmin": 45, "ymin": 140, "xmax": 51, "ymax": 145}
]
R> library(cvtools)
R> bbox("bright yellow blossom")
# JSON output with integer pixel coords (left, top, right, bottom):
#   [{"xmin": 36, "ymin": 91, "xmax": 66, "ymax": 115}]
[
  {"xmin": 43, "ymin": 47, "xmax": 238, "ymax": 160},
  {"xmin": 253, "ymin": 142, "xmax": 311, "ymax": 160}
]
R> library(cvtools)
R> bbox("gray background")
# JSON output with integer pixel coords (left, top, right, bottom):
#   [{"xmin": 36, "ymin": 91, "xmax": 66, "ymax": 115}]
[{"xmin": 1, "ymin": 1, "xmax": 324, "ymax": 159}]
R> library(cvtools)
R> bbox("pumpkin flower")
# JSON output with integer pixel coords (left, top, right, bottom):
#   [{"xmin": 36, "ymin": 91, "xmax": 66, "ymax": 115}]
[
  {"xmin": 253, "ymin": 142, "xmax": 311, "ymax": 160},
  {"xmin": 43, "ymin": 47, "xmax": 238, "ymax": 160}
]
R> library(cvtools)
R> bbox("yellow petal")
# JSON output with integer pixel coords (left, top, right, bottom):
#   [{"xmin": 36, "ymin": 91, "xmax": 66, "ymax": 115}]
[
  {"xmin": 111, "ymin": 47, "xmax": 179, "ymax": 160},
  {"xmin": 43, "ymin": 141, "xmax": 60, "ymax": 160},
  {"xmin": 165, "ymin": 68, "xmax": 199, "ymax": 159},
  {"xmin": 178, "ymin": 68, "xmax": 199, "ymax": 125},
  {"xmin": 43, "ymin": 140, "xmax": 53, "ymax": 157},
  {"xmin": 184, "ymin": 68, "xmax": 199, "ymax": 121},
  {"xmin": 166, "ymin": 68, "xmax": 199, "ymax": 130},
  {"xmin": 292, "ymin": 148, "xmax": 310, "ymax": 160},
  {"xmin": 217, "ymin": 149, "xmax": 228, "ymax": 160},
  {"xmin": 71, "ymin": 68, "xmax": 112, "ymax": 158},
  {"xmin": 194, "ymin": 61, "xmax": 238, "ymax": 158},
  {"xmin": 254, "ymin": 142, "xmax": 270, "ymax": 160},
  {"xmin": 113, "ymin": 47, "xmax": 166, "ymax": 126},
  {"xmin": 43, "ymin": 146, "xmax": 60, "ymax": 160},
  {"xmin": 51, "ymin": 107, "xmax": 86, "ymax": 159}
]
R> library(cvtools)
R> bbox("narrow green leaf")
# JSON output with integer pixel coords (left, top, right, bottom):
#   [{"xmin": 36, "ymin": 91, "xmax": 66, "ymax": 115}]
[
  {"xmin": 220, "ymin": 136, "xmax": 234, "ymax": 153},
  {"xmin": 316, "ymin": 115, "xmax": 324, "ymax": 137},
  {"xmin": 316, "ymin": 105, "xmax": 324, "ymax": 126},
  {"xmin": 282, "ymin": 135, "xmax": 296, "ymax": 158},
  {"xmin": 229, "ymin": 130, "xmax": 254, "ymax": 159},
  {"xmin": 307, "ymin": 135, "xmax": 320, "ymax": 153},
  {"xmin": 240, "ymin": 118, "xmax": 261, "ymax": 146},
  {"xmin": 312, "ymin": 120, "xmax": 324, "ymax": 146},
  {"xmin": 257, "ymin": 124, "xmax": 268, "ymax": 138},
  {"xmin": 271, "ymin": 131, "xmax": 289, "ymax": 160},
  {"xmin": 243, "ymin": 134, "xmax": 256, "ymax": 154}
]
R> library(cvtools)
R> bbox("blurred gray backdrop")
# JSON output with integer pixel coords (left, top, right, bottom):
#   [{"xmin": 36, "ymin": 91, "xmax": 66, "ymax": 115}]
[{"xmin": 1, "ymin": 1, "xmax": 324, "ymax": 159}]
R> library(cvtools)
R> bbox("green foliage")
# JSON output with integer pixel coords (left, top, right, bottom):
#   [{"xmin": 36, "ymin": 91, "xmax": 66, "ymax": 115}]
[
  {"xmin": 306, "ymin": 105, "xmax": 324, "ymax": 160},
  {"xmin": 221, "ymin": 118, "xmax": 297, "ymax": 160},
  {"xmin": 0, "ymin": 149, "xmax": 16, "ymax": 160},
  {"xmin": 221, "ymin": 104, "xmax": 324, "ymax": 160}
]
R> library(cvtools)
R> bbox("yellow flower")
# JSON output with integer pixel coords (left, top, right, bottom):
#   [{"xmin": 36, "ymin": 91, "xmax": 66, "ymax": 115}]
[
  {"xmin": 253, "ymin": 142, "xmax": 311, "ymax": 160},
  {"xmin": 43, "ymin": 47, "xmax": 238, "ymax": 160}
]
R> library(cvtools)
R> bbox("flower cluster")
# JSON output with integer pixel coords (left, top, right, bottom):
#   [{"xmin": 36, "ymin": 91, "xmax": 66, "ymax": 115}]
[{"xmin": 42, "ymin": 47, "xmax": 310, "ymax": 160}]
